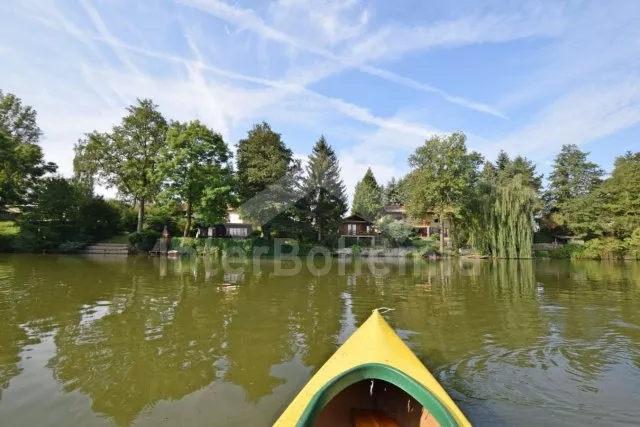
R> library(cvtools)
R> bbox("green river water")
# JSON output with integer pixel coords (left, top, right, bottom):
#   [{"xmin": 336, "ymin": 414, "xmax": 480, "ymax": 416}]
[{"xmin": 0, "ymin": 254, "xmax": 639, "ymax": 426}]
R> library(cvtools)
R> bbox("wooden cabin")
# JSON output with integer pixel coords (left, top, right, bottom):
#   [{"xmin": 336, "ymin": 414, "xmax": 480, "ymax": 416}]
[{"xmin": 339, "ymin": 214, "xmax": 374, "ymax": 236}]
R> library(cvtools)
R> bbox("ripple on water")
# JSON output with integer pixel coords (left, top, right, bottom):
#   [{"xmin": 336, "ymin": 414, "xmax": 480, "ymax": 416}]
[{"xmin": 436, "ymin": 335, "xmax": 640, "ymax": 426}]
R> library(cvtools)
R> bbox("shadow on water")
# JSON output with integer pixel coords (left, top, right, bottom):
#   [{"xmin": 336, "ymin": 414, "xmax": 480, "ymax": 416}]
[{"xmin": 0, "ymin": 255, "xmax": 639, "ymax": 426}]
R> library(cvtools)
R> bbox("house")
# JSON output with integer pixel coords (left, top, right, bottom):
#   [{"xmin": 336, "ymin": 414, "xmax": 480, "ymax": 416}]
[
  {"xmin": 196, "ymin": 207, "xmax": 252, "ymax": 238},
  {"xmin": 339, "ymin": 214, "xmax": 376, "ymax": 243},
  {"xmin": 381, "ymin": 205, "xmax": 450, "ymax": 239}
]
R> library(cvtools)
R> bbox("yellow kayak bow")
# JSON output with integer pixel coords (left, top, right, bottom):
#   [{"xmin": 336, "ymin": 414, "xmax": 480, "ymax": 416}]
[{"xmin": 275, "ymin": 309, "xmax": 471, "ymax": 426}]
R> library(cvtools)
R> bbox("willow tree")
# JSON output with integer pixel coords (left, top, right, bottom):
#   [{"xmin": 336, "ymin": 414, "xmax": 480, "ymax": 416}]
[{"xmin": 468, "ymin": 175, "xmax": 537, "ymax": 258}]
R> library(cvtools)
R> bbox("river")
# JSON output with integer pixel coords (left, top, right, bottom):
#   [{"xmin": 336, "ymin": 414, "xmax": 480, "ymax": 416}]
[{"xmin": 0, "ymin": 255, "xmax": 639, "ymax": 426}]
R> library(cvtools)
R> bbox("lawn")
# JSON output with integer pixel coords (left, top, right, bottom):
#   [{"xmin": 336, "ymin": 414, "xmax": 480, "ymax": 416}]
[{"xmin": 0, "ymin": 220, "xmax": 19, "ymax": 237}]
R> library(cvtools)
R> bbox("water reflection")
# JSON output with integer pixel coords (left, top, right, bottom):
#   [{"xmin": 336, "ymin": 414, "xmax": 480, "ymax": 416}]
[{"xmin": 0, "ymin": 255, "xmax": 639, "ymax": 426}]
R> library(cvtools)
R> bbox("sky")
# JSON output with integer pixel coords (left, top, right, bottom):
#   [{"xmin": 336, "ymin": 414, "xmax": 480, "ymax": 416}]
[{"xmin": 1, "ymin": 0, "xmax": 639, "ymax": 200}]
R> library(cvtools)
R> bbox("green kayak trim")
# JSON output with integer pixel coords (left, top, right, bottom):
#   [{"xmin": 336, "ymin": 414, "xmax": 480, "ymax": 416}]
[{"xmin": 295, "ymin": 363, "xmax": 459, "ymax": 427}]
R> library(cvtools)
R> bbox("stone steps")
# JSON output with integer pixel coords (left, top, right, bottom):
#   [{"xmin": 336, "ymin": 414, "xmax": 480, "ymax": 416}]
[{"xmin": 80, "ymin": 243, "xmax": 130, "ymax": 255}]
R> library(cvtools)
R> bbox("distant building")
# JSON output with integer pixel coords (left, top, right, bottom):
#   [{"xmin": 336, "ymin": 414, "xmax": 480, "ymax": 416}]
[
  {"xmin": 381, "ymin": 205, "xmax": 450, "ymax": 239},
  {"xmin": 195, "ymin": 207, "xmax": 252, "ymax": 238}
]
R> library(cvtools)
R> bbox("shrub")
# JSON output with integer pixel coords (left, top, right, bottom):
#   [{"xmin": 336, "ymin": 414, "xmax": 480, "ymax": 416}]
[
  {"xmin": 107, "ymin": 200, "xmax": 137, "ymax": 233},
  {"xmin": 58, "ymin": 241, "xmax": 87, "ymax": 253},
  {"xmin": 77, "ymin": 197, "xmax": 120, "ymax": 242},
  {"xmin": 547, "ymin": 244, "xmax": 584, "ymax": 259},
  {"xmin": 351, "ymin": 244, "xmax": 362, "ymax": 255},
  {"xmin": 624, "ymin": 228, "xmax": 640, "ymax": 260},
  {"xmin": 581, "ymin": 238, "xmax": 627, "ymax": 260},
  {"xmin": 144, "ymin": 205, "xmax": 180, "ymax": 235},
  {"xmin": 0, "ymin": 221, "xmax": 19, "ymax": 252},
  {"xmin": 128, "ymin": 230, "xmax": 162, "ymax": 251}
]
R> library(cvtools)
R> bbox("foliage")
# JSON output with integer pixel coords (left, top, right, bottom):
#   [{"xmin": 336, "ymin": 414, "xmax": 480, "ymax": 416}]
[
  {"xmin": 382, "ymin": 176, "xmax": 408, "ymax": 206},
  {"xmin": 468, "ymin": 175, "xmax": 537, "ymax": 258},
  {"xmin": 106, "ymin": 200, "xmax": 138, "ymax": 233},
  {"xmin": 624, "ymin": 228, "xmax": 640, "ymax": 259},
  {"xmin": 144, "ymin": 204, "xmax": 181, "ymax": 236},
  {"xmin": 0, "ymin": 220, "xmax": 19, "ymax": 251},
  {"xmin": 602, "ymin": 152, "xmax": 640, "ymax": 239},
  {"xmin": 128, "ymin": 230, "xmax": 162, "ymax": 251},
  {"xmin": 58, "ymin": 241, "xmax": 88, "ymax": 253},
  {"xmin": 377, "ymin": 215, "xmax": 413, "ymax": 245},
  {"xmin": 406, "ymin": 132, "xmax": 483, "ymax": 254},
  {"xmin": 236, "ymin": 122, "xmax": 301, "ymax": 236},
  {"xmin": 300, "ymin": 136, "xmax": 348, "ymax": 243},
  {"xmin": 352, "ymin": 167, "xmax": 383, "ymax": 221},
  {"xmin": 74, "ymin": 99, "xmax": 168, "ymax": 232},
  {"xmin": 351, "ymin": 244, "xmax": 362, "ymax": 255},
  {"xmin": 546, "ymin": 244, "xmax": 585, "ymax": 259},
  {"xmin": 581, "ymin": 238, "xmax": 627, "ymax": 260},
  {"xmin": 159, "ymin": 120, "xmax": 233, "ymax": 236},
  {"xmin": 544, "ymin": 144, "xmax": 604, "ymax": 236},
  {"xmin": 0, "ymin": 91, "xmax": 57, "ymax": 209}
]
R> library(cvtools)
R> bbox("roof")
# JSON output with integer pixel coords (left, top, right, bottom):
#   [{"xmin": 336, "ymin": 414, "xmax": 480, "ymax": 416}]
[
  {"xmin": 383, "ymin": 204, "xmax": 406, "ymax": 213},
  {"xmin": 341, "ymin": 214, "xmax": 372, "ymax": 224}
]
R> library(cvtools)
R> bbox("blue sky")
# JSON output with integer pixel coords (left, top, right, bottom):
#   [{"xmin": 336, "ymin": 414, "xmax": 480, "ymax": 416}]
[{"xmin": 1, "ymin": 0, "xmax": 639, "ymax": 198}]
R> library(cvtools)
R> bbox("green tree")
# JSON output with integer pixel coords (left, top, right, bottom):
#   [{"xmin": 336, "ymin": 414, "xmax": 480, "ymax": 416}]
[
  {"xmin": 491, "ymin": 151, "xmax": 543, "ymax": 193},
  {"xmin": 602, "ymin": 152, "xmax": 640, "ymax": 239},
  {"xmin": 406, "ymin": 132, "xmax": 483, "ymax": 254},
  {"xmin": 0, "ymin": 91, "xmax": 57, "ymax": 209},
  {"xmin": 74, "ymin": 99, "xmax": 167, "ymax": 232},
  {"xmin": 352, "ymin": 168, "xmax": 382, "ymax": 220},
  {"xmin": 382, "ymin": 176, "xmax": 408, "ymax": 206},
  {"xmin": 301, "ymin": 136, "xmax": 347, "ymax": 242},
  {"xmin": 159, "ymin": 120, "xmax": 233, "ymax": 236},
  {"xmin": 235, "ymin": 122, "xmax": 299, "ymax": 237},
  {"xmin": 547, "ymin": 144, "xmax": 604, "ymax": 208}
]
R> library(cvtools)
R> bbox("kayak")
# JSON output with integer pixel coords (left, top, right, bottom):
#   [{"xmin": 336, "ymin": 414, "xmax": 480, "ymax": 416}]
[{"xmin": 274, "ymin": 309, "xmax": 471, "ymax": 427}]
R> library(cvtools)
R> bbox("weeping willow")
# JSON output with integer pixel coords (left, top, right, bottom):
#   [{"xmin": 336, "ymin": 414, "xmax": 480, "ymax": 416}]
[{"xmin": 467, "ymin": 175, "xmax": 537, "ymax": 258}]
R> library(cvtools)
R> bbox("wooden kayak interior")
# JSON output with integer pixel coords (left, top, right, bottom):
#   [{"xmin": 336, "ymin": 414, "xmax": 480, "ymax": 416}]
[{"xmin": 313, "ymin": 379, "xmax": 441, "ymax": 427}]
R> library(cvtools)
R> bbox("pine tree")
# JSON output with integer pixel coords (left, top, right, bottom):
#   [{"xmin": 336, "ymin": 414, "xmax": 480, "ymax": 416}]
[
  {"xmin": 301, "ymin": 136, "xmax": 348, "ymax": 242},
  {"xmin": 352, "ymin": 168, "xmax": 382, "ymax": 220}
]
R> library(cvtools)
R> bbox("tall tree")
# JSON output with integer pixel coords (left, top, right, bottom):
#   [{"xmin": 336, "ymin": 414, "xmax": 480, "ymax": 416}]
[
  {"xmin": 0, "ymin": 91, "xmax": 57, "ymax": 209},
  {"xmin": 546, "ymin": 144, "xmax": 604, "ymax": 210},
  {"xmin": 351, "ymin": 168, "xmax": 383, "ymax": 220},
  {"xmin": 382, "ymin": 176, "xmax": 408, "ymax": 206},
  {"xmin": 465, "ymin": 151, "xmax": 540, "ymax": 258},
  {"xmin": 159, "ymin": 120, "xmax": 233, "ymax": 236},
  {"xmin": 406, "ymin": 132, "xmax": 483, "ymax": 254},
  {"xmin": 301, "ymin": 136, "xmax": 348, "ymax": 242},
  {"xmin": 235, "ymin": 122, "xmax": 298, "ymax": 236},
  {"xmin": 602, "ymin": 151, "xmax": 640, "ymax": 239},
  {"xmin": 74, "ymin": 99, "xmax": 167, "ymax": 232}
]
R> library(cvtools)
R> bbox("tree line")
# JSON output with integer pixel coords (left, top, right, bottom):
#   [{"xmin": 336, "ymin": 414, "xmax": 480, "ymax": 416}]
[
  {"xmin": 1, "ymin": 89, "xmax": 638, "ymax": 257},
  {"xmin": 350, "ymin": 132, "xmax": 640, "ymax": 259},
  {"xmin": 1, "ymin": 92, "xmax": 349, "ymax": 251}
]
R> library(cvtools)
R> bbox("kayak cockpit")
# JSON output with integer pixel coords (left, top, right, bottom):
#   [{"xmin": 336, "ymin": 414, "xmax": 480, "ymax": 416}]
[
  {"xmin": 314, "ymin": 379, "xmax": 440, "ymax": 427},
  {"xmin": 297, "ymin": 363, "xmax": 458, "ymax": 427}
]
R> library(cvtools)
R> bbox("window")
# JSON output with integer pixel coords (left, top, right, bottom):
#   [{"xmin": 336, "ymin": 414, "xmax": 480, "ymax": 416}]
[{"xmin": 347, "ymin": 223, "xmax": 357, "ymax": 235}]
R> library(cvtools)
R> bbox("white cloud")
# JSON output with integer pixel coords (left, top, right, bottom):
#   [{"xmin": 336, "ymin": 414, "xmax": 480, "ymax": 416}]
[
  {"xmin": 174, "ymin": 0, "xmax": 556, "ymax": 116},
  {"xmin": 494, "ymin": 79, "xmax": 640, "ymax": 159}
]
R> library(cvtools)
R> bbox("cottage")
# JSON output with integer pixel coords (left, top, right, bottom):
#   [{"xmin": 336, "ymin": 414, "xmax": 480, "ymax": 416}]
[
  {"xmin": 338, "ymin": 214, "xmax": 376, "ymax": 244},
  {"xmin": 195, "ymin": 208, "xmax": 252, "ymax": 238}
]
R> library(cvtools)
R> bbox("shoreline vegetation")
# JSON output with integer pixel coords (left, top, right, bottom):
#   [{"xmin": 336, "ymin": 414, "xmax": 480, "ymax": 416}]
[{"xmin": 1, "ymin": 90, "xmax": 639, "ymax": 260}]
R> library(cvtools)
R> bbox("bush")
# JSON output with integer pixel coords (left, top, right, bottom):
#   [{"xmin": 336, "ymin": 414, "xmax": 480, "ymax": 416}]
[
  {"xmin": 0, "ymin": 221, "xmax": 19, "ymax": 252},
  {"xmin": 547, "ymin": 243, "xmax": 584, "ymax": 259},
  {"xmin": 624, "ymin": 228, "xmax": 640, "ymax": 259},
  {"xmin": 581, "ymin": 238, "xmax": 627, "ymax": 260},
  {"xmin": 58, "ymin": 241, "xmax": 88, "ymax": 253},
  {"xmin": 128, "ymin": 230, "xmax": 162, "ymax": 251},
  {"xmin": 77, "ymin": 197, "xmax": 120, "ymax": 242},
  {"xmin": 107, "ymin": 200, "xmax": 137, "ymax": 233},
  {"xmin": 351, "ymin": 244, "xmax": 362, "ymax": 255},
  {"xmin": 144, "ymin": 205, "xmax": 181, "ymax": 235}
]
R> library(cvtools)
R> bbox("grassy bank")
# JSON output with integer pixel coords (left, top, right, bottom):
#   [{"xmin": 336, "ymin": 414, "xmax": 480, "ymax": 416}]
[{"xmin": 0, "ymin": 221, "xmax": 19, "ymax": 251}]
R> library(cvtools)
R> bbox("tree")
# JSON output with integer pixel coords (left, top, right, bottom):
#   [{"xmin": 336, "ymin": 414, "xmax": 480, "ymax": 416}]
[
  {"xmin": 406, "ymin": 132, "xmax": 483, "ymax": 254},
  {"xmin": 235, "ymin": 122, "xmax": 299, "ymax": 237},
  {"xmin": 602, "ymin": 152, "xmax": 640, "ymax": 239},
  {"xmin": 468, "ymin": 175, "xmax": 538, "ymax": 258},
  {"xmin": 74, "ymin": 99, "xmax": 167, "ymax": 232},
  {"xmin": 301, "ymin": 136, "xmax": 347, "ymax": 242},
  {"xmin": 0, "ymin": 91, "xmax": 57, "ymax": 209},
  {"xmin": 159, "ymin": 120, "xmax": 233, "ymax": 236},
  {"xmin": 352, "ymin": 168, "xmax": 382, "ymax": 220},
  {"xmin": 547, "ymin": 144, "xmax": 604, "ymax": 208},
  {"xmin": 376, "ymin": 215, "xmax": 413, "ymax": 245},
  {"xmin": 382, "ymin": 176, "xmax": 408, "ymax": 206},
  {"xmin": 491, "ymin": 151, "xmax": 543, "ymax": 193}
]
